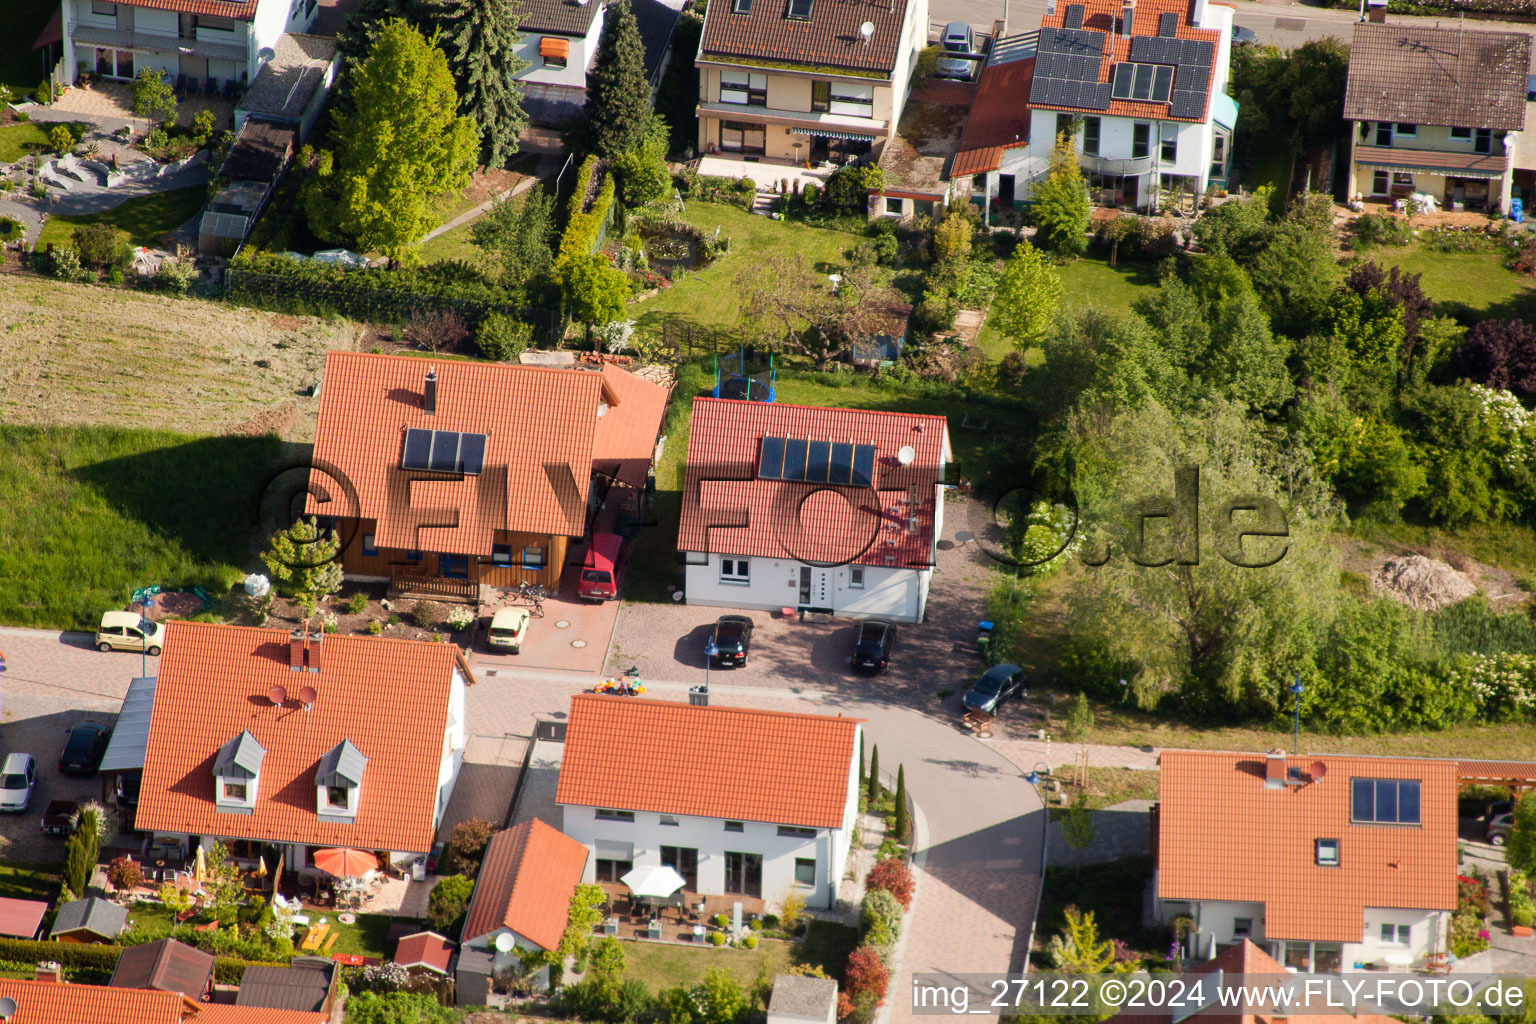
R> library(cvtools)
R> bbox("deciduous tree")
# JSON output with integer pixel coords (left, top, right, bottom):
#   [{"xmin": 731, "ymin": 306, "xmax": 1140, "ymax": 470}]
[
  {"xmin": 562, "ymin": 253, "xmax": 631, "ymax": 326},
  {"xmin": 991, "ymin": 242, "xmax": 1063, "ymax": 353},
  {"xmin": 582, "ymin": 0, "xmax": 651, "ymax": 159},
  {"xmin": 304, "ymin": 20, "xmax": 478, "ymax": 264},
  {"xmin": 1047, "ymin": 906, "xmax": 1119, "ymax": 973},
  {"xmin": 471, "ymin": 186, "xmax": 556, "ymax": 299},
  {"xmin": 431, "ymin": 0, "xmax": 530, "ymax": 167},
  {"xmin": 1456, "ymin": 319, "xmax": 1536, "ymax": 400},
  {"xmin": 1060, "ymin": 796, "xmax": 1096, "ymax": 876},
  {"xmin": 130, "ymin": 68, "xmax": 176, "ymax": 125}
]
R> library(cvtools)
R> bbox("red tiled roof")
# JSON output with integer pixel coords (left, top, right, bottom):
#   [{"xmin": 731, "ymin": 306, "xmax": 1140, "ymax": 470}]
[
  {"xmin": 1029, "ymin": 0, "xmax": 1224, "ymax": 123},
  {"xmin": 699, "ymin": 0, "xmax": 910, "ymax": 73},
  {"xmin": 109, "ymin": 0, "xmax": 259, "ymax": 20},
  {"xmin": 1108, "ymin": 941, "xmax": 1403, "ymax": 1024},
  {"xmin": 1157, "ymin": 751, "xmax": 1457, "ymax": 943},
  {"xmin": 393, "ymin": 931, "xmax": 455, "ymax": 975},
  {"xmin": 953, "ymin": 52, "xmax": 1034, "ymax": 177},
  {"xmin": 0, "ymin": 979, "xmax": 185, "ymax": 1024},
  {"xmin": 1342, "ymin": 22, "xmax": 1529, "ymax": 131},
  {"xmin": 1459, "ymin": 760, "xmax": 1536, "ymax": 780},
  {"xmin": 308, "ymin": 353, "xmax": 667, "ymax": 551},
  {"xmin": 677, "ymin": 398, "xmax": 952, "ymax": 566},
  {"xmin": 135, "ymin": 622, "xmax": 472, "ymax": 855},
  {"xmin": 463, "ymin": 819, "xmax": 590, "ymax": 951},
  {"xmin": 0, "ymin": 898, "xmax": 47, "ymax": 939},
  {"xmin": 557, "ymin": 695, "xmax": 862, "ymax": 829}
]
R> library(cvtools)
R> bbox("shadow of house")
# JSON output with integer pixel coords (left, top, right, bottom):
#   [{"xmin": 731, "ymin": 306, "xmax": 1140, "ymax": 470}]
[
  {"xmin": 67, "ymin": 431, "xmax": 281, "ymax": 571},
  {"xmin": 201, "ymin": 33, "xmax": 338, "ymax": 255}
]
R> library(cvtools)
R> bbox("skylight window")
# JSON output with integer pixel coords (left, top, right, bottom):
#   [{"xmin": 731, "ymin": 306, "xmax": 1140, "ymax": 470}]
[
  {"xmin": 758, "ymin": 436, "xmax": 876, "ymax": 486},
  {"xmin": 733, "ymin": 0, "xmax": 752, "ymax": 13},
  {"xmin": 1111, "ymin": 62, "xmax": 1174, "ymax": 102},
  {"xmin": 786, "ymin": 0, "xmax": 813, "ymax": 18}
]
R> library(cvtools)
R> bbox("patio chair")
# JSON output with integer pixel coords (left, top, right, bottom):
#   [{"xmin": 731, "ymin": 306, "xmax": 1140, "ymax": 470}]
[{"xmin": 204, "ymin": 78, "xmax": 217, "ymax": 96}]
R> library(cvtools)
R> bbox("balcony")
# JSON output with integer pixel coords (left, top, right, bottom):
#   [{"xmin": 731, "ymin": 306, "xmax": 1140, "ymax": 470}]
[
  {"xmin": 696, "ymin": 101, "xmax": 887, "ymax": 138},
  {"xmin": 1079, "ymin": 153, "xmax": 1157, "ymax": 176},
  {"xmin": 70, "ymin": 23, "xmax": 247, "ymax": 63}
]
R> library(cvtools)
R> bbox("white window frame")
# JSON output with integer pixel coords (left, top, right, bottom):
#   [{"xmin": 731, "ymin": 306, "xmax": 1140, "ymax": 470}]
[
  {"xmin": 794, "ymin": 857, "xmax": 816, "ymax": 887},
  {"xmin": 222, "ymin": 780, "xmax": 248, "ymax": 802},
  {"xmin": 883, "ymin": 197, "xmax": 902, "ymax": 216},
  {"xmin": 1160, "ymin": 136, "xmax": 1177, "ymax": 163},
  {"xmin": 828, "ymin": 81, "xmax": 873, "ymax": 118},
  {"xmin": 1233, "ymin": 917, "xmax": 1253, "ymax": 938},
  {"xmin": 1380, "ymin": 923, "xmax": 1411, "ymax": 945},
  {"xmin": 720, "ymin": 558, "xmax": 750, "ymax": 584},
  {"xmin": 721, "ymin": 70, "xmax": 767, "ymax": 106},
  {"xmin": 1370, "ymin": 170, "xmax": 1388, "ymax": 196},
  {"xmin": 596, "ymin": 808, "xmax": 635, "ymax": 822},
  {"xmin": 522, "ymin": 544, "xmax": 546, "ymax": 569},
  {"xmin": 849, "ymin": 566, "xmax": 865, "ymax": 589},
  {"xmin": 1131, "ymin": 121, "xmax": 1151, "ymax": 159},
  {"xmin": 1315, "ymin": 838, "xmax": 1340, "ymax": 866}
]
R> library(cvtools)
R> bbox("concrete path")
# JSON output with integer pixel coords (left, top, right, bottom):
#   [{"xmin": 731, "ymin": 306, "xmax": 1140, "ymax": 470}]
[{"xmin": 417, "ymin": 154, "xmax": 563, "ymax": 245}]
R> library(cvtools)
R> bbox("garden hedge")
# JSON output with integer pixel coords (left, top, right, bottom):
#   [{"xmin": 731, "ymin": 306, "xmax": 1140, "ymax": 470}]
[
  {"xmin": 558, "ymin": 155, "xmax": 617, "ymax": 264},
  {"xmin": 0, "ymin": 937, "xmax": 282, "ymax": 987}
]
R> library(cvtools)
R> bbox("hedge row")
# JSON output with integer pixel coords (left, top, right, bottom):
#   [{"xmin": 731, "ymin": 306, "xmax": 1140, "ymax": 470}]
[
  {"xmin": 677, "ymin": 172, "xmax": 756, "ymax": 210},
  {"xmin": 0, "ymin": 937, "xmax": 282, "ymax": 987},
  {"xmin": 224, "ymin": 252, "xmax": 560, "ymax": 338},
  {"xmin": 558, "ymin": 155, "xmax": 617, "ymax": 263},
  {"xmin": 1331, "ymin": 0, "xmax": 1536, "ymax": 16}
]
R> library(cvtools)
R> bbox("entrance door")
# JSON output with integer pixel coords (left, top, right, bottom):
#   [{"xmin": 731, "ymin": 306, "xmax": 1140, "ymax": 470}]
[
  {"xmin": 798, "ymin": 566, "xmax": 811, "ymax": 605},
  {"xmin": 723, "ymin": 852, "xmax": 762, "ymax": 897},
  {"xmin": 1122, "ymin": 174, "xmax": 1140, "ymax": 207},
  {"xmin": 997, "ymin": 173, "xmax": 1016, "ymax": 206},
  {"xmin": 660, "ymin": 846, "xmax": 699, "ymax": 891}
]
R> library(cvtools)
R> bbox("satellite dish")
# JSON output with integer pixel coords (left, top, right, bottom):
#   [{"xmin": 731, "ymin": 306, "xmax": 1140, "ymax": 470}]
[
  {"xmin": 268, "ymin": 684, "xmax": 287, "ymax": 706},
  {"xmin": 860, "ymin": 20, "xmax": 875, "ymax": 39},
  {"xmin": 897, "ymin": 445, "xmax": 915, "ymax": 466},
  {"xmin": 299, "ymin": 686, "xmax": 317, "ymax": 707},
  {"xmin": 1310, "ymin": 761, "xmax": 1328, "ymax": 782},
  {"xmin": 257, "ymin": 46, "xmax": 276, "ymax": 63},
  {"xmin": 0, "ymin": 997, "xmax": 19, "ymax": 1020},
  {"xmin": 495, "ymin": 932, "xmax": 516, "ymax": 953}
]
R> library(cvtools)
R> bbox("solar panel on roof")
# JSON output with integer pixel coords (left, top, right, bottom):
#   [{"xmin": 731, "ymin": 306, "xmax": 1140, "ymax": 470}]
[
  {"xmin": 1158, "ymin": 11, "xmax": 1178, "ymax": 35},
  {"xmin": 1169, "ymin": 89, "xmax": 1202, "ymax": 118},
  {"xmin": 806, "ymin": 441, "xmax": 831, "ymax": 482},
  {"xmin": 458, "ymin": 432, "xmax": 487, "ymax": 475},
  {"xmin": 1111, "ymin": 62, "xmax": 1132, "ymax": 98},
  {"xmin": 851, "ymin": 445, "xmax": 876, "ymax": 488},
  {"xmin": 759, "ymin": 436, "xmax": 785, "ymax": 479},
  {"xmin": 1132, "ymin": 62, "xmax": 1154, "ymax": 99},
  {"xmin": 1153, "ymin": 64, "xmax": 1174, "ymax": 102},
  {"xmin": 829, "ymin": 443, "xmax": 854, "ymax": 485},
  {"xmin": 1195, "ymin": 39, "xmax": 1213, "ymax": 65},
  {"xmin": 402, "ymin": 428, "xmax": 433, "ymax": 470},
  {"xmin": 783, "ymin": 438, "xmax": 807, "ymax": 481},
  {"xmin": 429, "ymin": 430, "xmax": 461, "ymax": 473},
  {"xmin": 1064, "ymin": 3, "xmax": 1084, "ymax": 27}
]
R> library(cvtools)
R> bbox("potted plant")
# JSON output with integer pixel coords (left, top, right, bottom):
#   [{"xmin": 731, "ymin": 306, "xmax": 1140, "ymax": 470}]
[{"xmin": 1513, "ymin": 907, "xmax": 1533, "ymax": 937}]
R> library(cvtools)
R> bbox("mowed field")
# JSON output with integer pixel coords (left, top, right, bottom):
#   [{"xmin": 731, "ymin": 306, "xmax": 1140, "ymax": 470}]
[{"xmin": 0, "ymin": 277, "xmax": 364, "ymax": 438}]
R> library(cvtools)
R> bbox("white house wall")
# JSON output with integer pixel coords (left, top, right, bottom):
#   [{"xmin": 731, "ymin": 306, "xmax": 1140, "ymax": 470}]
[
  {"xmin": 1348, "ymin": 908, "xmax": 1445, "ymax": 966},
  {"xmin": 514, "ymin": 7, "xmax": 605, "ymax": 88},
  {"xmin": 434, "ymin": 668, "xmax": 469, "ymax": 830},
  {"xmin": 888, "ymin": 0, "xmax": 929, "ymax": 125},
  {"xmin": 1172, "ymin": 898, "xmax": 1445, "ymax": 968},
  {"xmin": 560, "ymin": 804, "xmax": 851, "ymax": 910},
  {"xmin": 249, "ymin": 0, "xmax": 291, "ymax": 79},
  {"xmin": 684, "ymin": 553, "xmax": 928, "ymax": 622}
]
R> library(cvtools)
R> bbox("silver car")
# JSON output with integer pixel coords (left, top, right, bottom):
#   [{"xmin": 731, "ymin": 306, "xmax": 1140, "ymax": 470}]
[
  {"xmin": 936, "ymin": 22, "xmax": 975, "ymax": 79},
  {"xmin": 0, "ymin": 754, "xmax": 37, "ymax": 814}
]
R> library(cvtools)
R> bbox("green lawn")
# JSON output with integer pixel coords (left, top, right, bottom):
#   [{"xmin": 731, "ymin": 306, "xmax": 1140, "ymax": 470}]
[
  {"xmin": 416, "ymin": 221, "xmax": 481, "ymax": 266},
  {"xmin": 976, "ymin": 254, "xmax": 1158, "ymax": 361},
  {"xmin": 0, "ymin": 864, "xmax": 61, "ymax": 902},
  {"xmin": 0, "ymin": 0, "xmax": 54, "ymax": 93},
  {"xmin": 324, "ymin": 912, "xmax": 398, "ymax": 958},
  {"xmin": 0, "ymin": 122, "xmax": 53, "ymax": 163},
  {"xmin": 0, "ymin": 425, "xmax": 280, "ymax": 629},
  {"xmin": 620, "ymin": 936, "xmax": 793, "ymax": 992},
  {"xmin": 631, "ymin": 202, "xmax": 866, "ymax": 332},
  {"xmin": 37, "ymin": 186, "xmax": 207, "ymax": 250},
  {"xmin": 1364, "ymin": 241, "xmax": 1536, "ymax": 321}
]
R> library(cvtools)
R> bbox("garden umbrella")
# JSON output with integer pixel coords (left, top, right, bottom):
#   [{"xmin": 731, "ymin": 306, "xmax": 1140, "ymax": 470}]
[
  {"xmin": 313, "ymin": 848, "xmax": 379, "ymax": 878},
  {"xmin": 621, "ymin": 865, "xmax": 686, "ymax": 898}
]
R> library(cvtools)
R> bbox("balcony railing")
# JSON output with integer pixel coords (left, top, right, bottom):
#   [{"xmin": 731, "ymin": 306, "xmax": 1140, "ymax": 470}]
[
  {"xmin": 1079, "ymin": 153, "xmax": 1157, "ymax": 176},
  {"xmin": 70, "ymin": 23, "xmax": 247, "ymax": 63}
]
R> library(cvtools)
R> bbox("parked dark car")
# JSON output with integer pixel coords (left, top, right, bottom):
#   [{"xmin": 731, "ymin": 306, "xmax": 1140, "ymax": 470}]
[
  {"xmin": 1483, "ymin": 800, "xmax": 1514, "ymax": 823},
  {"xmin": 709, "ymin": 615, "xmax": 754, "ymax": 667},
  {"xmin": 1489, "ymin": 812, "xmax": 1513, "ymax": 846},
  {"xmin": 1232, "ymin": 23, "xmax": 1258, "ymax": 44},
  {"xmin": 852, "ymin": 620, "xmax": 897, "ymax": 674},
  {"xmin": 40, "ymin": 800, "xmax": 79, "ymax": 836},
  {"xmin": 58, "ymin": 721, "xmax": 112, "ymax": 775},
  {"xmin": 962, "ymin": 663, "xmax": 1027, "ymax": 715}
]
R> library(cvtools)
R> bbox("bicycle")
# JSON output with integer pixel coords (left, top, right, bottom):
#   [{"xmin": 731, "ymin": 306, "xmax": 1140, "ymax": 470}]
[{"xmin": 515, "ymin": 580, "xmax": 547, "ymax": 617}]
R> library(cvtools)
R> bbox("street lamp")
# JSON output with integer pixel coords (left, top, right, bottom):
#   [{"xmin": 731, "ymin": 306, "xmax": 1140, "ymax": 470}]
[
  {"xmin": 1026, "ymin": 761, "xmax": 1051, "ymax": 786},
  {"xmin": 1289, "ymin": 676, "xmax": 1305, "ymax": 755},
  {"xmin": 139, "ymin": 594, "xmax": 156, "ymax": 680},
  {"xmin": 704, "ymin": 639, "xmax": 719, "ymax": 693}
]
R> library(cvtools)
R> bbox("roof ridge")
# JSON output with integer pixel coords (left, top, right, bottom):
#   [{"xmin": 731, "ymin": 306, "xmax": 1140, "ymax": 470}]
[
  {"xmin": 325, "ymin": 349, "xmax": 610, "ymax": 382},
  {"xmin": 161, "ymin": 620, "xmax": 463, "ymax": 656},
  {"xmin": 695, "ymin": 396, "xmax": 949, "ymax": 422},
  {"xmin": 569, "ymin": 693, "xmax": 866, "ymax": 727}
]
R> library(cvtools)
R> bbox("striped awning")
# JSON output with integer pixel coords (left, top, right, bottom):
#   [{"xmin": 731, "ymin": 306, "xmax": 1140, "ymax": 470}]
[
  {"xmin": 807, "ymin": 129, "xmax": 877, "ymax": 142},
  {"xmin": 539, "ymin": 36, "xmax": 570, "ymax": 59}
]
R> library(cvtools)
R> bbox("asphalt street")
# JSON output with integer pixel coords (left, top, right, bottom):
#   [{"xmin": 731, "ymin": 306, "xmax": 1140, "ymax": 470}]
[{"xmin": 928, "ymin": 0, "xmax": 1536, "ymax": 63}]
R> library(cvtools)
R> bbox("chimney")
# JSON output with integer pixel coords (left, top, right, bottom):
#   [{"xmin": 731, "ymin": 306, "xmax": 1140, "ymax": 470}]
[
  {"xmin": 1191, "ymin": 0, "xmax": 1206, "ymax": 25},
  {"xmin": 307, "ymin": 627, "xmax": 324, "ymax": 673},
  {"xmin": 290, "ymin": 627, "xmax": 306, "ymax": 672},
  {"xmin": 1264, "ymin": 749, "xmax": 1286, "ymax": 788},
  {"xmin": 423, "ymin": 366, "xmax": 438, "ymax": 416},
  {"xmin": 1121, "ymin": 0, "xmax": 1135, "ymax": 37},
  {"xmin": 35, "ymin": 962, "xmax": 62, "ymax": 984}
]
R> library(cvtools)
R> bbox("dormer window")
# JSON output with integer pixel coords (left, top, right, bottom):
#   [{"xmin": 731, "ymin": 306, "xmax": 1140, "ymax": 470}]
[
  {"xmin": 316, "ymin": 739, "xmax": 367, "ymax": 824},
  {"xmin": 213, "ymin": 730, "xmax": 265, "ymax": 816}
]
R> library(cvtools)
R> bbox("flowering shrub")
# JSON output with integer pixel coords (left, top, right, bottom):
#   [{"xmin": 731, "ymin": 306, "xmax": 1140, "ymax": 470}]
[
  {"xmin": 594, "ymin": 320, "xmax": 636, "ymax": 354},
  {"xmin": 1448, "ymin": 653, "xmax": 1536, "ymax": 722},
  {"xmin": 1467, "ymin": 383, "xmax": 1534, "ymax": 471},
  {"xmin": 1458, "ymin": 873, "xmax": 1491, "ymax": 918},
  {"xmin": 106, "ymin": 856, "xmax": 145, "ymax": 891},
  {"xmin": 844, "ymin": 945, "xmax": 890, "ymax": 1006},
  {"xmin": 445, "ymin": 606, "xmax": 475, "ymax": 632}
]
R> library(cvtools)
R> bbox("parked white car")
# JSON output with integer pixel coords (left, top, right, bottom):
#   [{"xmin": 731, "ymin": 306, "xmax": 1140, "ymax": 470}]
[{"xmin": 0, "ymin": 754, "xmax": 37, "ymax": 814}]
